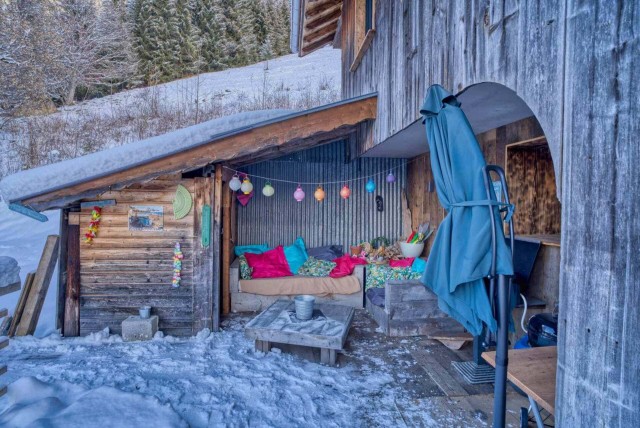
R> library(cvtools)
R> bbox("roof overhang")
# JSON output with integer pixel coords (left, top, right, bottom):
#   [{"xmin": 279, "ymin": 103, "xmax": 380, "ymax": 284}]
[
  {"xmin": 18, "ymin": 94, "xmax": 377, "ymax": 211},
  {"xmin": 298, "ymin": 0, "xmax": 343, "ymax": 56},
  {"xmin": 363, "ymin": 83, "xmax": 535, "ymax": 158}
]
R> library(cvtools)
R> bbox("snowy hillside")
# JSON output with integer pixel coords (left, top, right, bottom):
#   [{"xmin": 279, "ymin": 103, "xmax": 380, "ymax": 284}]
[{"xmin": 0, "ymin": 47, "xmax": 341, "ymax": 177}]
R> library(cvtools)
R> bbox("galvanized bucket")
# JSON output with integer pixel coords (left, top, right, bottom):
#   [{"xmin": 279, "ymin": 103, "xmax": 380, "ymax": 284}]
[
  {"xmin": 294, "ymin": 295, "xmax": 315, "ymax": 320},
  {"xmin": 139, "ymin": 306, "xmax": 151, "ymax": 319}
]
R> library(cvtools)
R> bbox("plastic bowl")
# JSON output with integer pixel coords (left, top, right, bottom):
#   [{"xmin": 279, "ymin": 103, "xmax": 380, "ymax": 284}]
[{"xmin": 399, "ymin": 242, "xmax": 425, "ymax": 258}]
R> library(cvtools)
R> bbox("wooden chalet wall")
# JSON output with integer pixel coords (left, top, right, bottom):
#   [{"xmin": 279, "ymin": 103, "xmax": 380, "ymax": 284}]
[
  {"xmin": 71, "ymin": 175, "xmax": 214, "ymax": 337},
  {"xmin": 408, "ymin": 116, "xmax": 556, "ymax": 252},
  {"xmin": 337, "ymin": 0, "xmax": 640, "ymax": 425}
]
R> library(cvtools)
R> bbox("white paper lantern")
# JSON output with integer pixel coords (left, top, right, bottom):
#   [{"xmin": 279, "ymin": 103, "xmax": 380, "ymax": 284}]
[
  {"xmin": 240, "ymin": 177, "xmax": 253, "ymax": 195},
  {"xmin": 229, "ymin": 175, "xmax": 242, "ymax": 191}
]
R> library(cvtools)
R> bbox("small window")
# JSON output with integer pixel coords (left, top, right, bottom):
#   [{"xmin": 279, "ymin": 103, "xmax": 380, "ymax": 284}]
[
  {"xmin": 365, "ymin": 0, "xmax": 374, "ymax": 32},
  {"xmin": 350, "ymin": 0, "xmax": 376, "ymax": 72}
]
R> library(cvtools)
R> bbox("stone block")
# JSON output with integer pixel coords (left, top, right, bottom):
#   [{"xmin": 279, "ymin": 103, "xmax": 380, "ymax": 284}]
[{"xmin": 122, "ymin": 315, "xmax": 158, "ymax": 341}]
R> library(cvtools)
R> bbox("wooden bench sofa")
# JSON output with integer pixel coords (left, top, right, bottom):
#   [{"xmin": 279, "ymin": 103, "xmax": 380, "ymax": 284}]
[{"xmin": 230, "ymin": 259, "xmax": 365, "ymax": 313}]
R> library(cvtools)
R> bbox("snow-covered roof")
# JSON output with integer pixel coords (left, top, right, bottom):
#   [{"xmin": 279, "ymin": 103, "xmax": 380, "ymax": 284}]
[{"xmin": 0, "ymin": 109, "xmax": 292, "ymax": 204}]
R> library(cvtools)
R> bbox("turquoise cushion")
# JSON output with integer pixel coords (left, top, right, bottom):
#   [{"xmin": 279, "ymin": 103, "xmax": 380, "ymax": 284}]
[
  {"xmin": 284, "ymin": 236, "xmax": 309, "ymax": 274},
  {"xmin": 412, "ymin": 257, "xmax": 427, "ymax": 273},
  {"xmin": 235, "ymin": 244, "xmax": 269, "ymax": 257}
]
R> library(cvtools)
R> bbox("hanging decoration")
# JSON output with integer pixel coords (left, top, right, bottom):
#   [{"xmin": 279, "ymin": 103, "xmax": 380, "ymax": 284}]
[
  {"xmin": 314, "ymin": 185, "xmax": 325, "ymax": 202},
  {"xmin": 365, "ymin": 179, "xmax": 376, "ymax": 193},
  {"xmin": 83, "ymin": 206, "xmax": 102, "ymax": 243},
  {"xmin": 293, "ymin": 185, "xmax": 305, "ymax": 202},
  {"xmin": 173, "ymin": 184, "xmax": 193, "ymax": 220},
  {"xmin": 229, "ymin": 174, "xmax": 242, "ymax": 191},
  {"xmin": 340, "ymin": 185, "xmax": 351, "ymax": 199},
  {"xmin": 386, "ymin": 171, "xmax": 396, "ymax": 183},
  {"xmin": 201, "ymin": 205, "xmax": 211, "ymax": 247},
  {"xmin": 240, "ymin": 176, "xmax": 253, "ymax": 194},
  {"xmin": 172, "ymin": 242, "xmax": 184, "ymax": 288},
  {"xmin": 262, "ymin": 182, "xmax": 275, "ymax": 197},
  {"xmin": 237, "ymin": 190, "xmax": 254, "ymax": 206}
]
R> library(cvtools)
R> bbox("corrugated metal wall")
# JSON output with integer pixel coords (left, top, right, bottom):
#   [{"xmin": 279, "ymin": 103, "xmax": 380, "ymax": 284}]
[{"xmin": 237, "ymin": 141, "xmax": 406, "ymax": 250}]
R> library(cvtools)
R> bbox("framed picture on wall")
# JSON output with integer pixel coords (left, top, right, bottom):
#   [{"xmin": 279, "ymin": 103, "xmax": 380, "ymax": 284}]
[{"xmin": 128, "ymin": 205, "xmax": 164, "ymax": 231}]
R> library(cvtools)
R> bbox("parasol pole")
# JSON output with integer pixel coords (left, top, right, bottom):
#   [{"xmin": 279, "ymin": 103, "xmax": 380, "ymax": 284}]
[{"xmin": 482, "ymin": 165, "xmax": 515, "ymax": 428}]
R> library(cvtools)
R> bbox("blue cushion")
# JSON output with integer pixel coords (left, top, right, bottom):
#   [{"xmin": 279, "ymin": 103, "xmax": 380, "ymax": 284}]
[
  {"xmin": 284, "ymin": 237, "xmax": 309, "ymax": 274},
  {"xmin": 235, "ymin": 244, "xmax": 269, "ymax": 257},
  {"xmin": 412, "ymin": 257, "xmax": 427, "ymax": 273}
]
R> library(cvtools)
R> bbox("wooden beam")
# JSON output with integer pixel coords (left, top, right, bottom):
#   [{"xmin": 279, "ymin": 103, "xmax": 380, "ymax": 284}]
[
  {"xmin": 301, "ymin": 33, "xmax": 339, "ymax": 56},
  {"xmin": 193, "ymin": 177, "xmax": 213, "ymax": 333},
  {"xmin": 305, "ymin": 0, "xmax": 341, "ymax": 15},
  {"xmin": 8, "ymin": 273, "xmax": 33, "ymax": 337},
  {"xmin": 15, "ymin": 235, "xmax": 60, "ymax": 336},
  {"xmin": 221, "ymin": 177, "xmax": 233, "ymax": 315},
  {"xmin": 350, "ymin": 29, "xmax": 376, "ymax": 72},
  {"xmin": 24, "ymin": 96, "xmax": 377, "ymax": 211},
  {"xmin": 228, "ymin": 126, "xmax": 356, "ymax": 167},
  {"xmin": 63, "ymin": 224, "xmax": 80, "ymax": 337},
  {"xmin": 212, "ymin": 165, "xmax": 223, "ymax": 331},
  {"xmin": 56, "ymin": 209, "xmax": 69, "ymax": 331}
]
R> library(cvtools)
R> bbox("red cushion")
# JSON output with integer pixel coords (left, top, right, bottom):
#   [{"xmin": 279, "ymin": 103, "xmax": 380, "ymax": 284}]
[
  {"xmin": 244, "ymin": 246, "xmax": 293, "ymax": 279},
  {"xmin": 389, "ymin": 257, "xmax": 415, "ymax": 268},
  {"xmin": 329, "ymin": 255, "xmax": 367, "ymax": 278}
]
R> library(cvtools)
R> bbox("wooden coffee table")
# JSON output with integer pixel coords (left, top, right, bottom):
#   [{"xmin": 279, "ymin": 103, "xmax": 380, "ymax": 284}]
[{"xmin": 244, "ymin": 299, "xmax": 355, "ymax": 365}]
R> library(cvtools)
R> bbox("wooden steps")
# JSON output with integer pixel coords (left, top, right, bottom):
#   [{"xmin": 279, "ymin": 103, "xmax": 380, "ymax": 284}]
[{"xmin": 428, "ymin": 330, "xmax": 474, "ymax": 350}]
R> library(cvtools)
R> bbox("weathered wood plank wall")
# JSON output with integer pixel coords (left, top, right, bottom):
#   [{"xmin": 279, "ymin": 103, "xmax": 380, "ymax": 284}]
[
  {"xmin": 407, "ymin": 116, "xmax": 555, "ymax": 252},
  {"xmin": 557, "ymin": 2, "xmax": 639, "ymax": 426},
  {"xmin": 340, "ymin": 0, "xmax": 639, "ymax": 424},
  {"xmin": 341, "ymin": 0, "xmax": 564, "ymax": 192},
  {"xmin": 78, "ymin": 177, "xmax": 196, "ymax": 337}
]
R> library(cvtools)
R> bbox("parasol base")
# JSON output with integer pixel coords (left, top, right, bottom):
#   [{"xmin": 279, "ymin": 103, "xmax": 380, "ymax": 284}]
[{"xmin": 452, "ymin": 361, "xmax": 495, "ymax": 384}]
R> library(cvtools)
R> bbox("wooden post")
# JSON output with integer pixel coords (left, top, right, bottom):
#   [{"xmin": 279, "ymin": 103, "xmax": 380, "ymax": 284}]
[
  {"xmin": 56, "ymin": 209, "xmax": 69, "ymax": 331},
  {"xmin": 212, "ymin": 165, "xmax": 223, "ymax": 331},
  {"xmin": 221, "ymin": 175, "xmax": 233, "ymax": 315},
  {"xmin": 15, "ymin": 235, "xmax": 60, "ymax": 336},
  {"xmin": 63, "ymin": 224, "xmax": 80, "ymax": 337},
  {"xmin": 193, "ymin": 177, "xmax": 214, "ymax": 333}
]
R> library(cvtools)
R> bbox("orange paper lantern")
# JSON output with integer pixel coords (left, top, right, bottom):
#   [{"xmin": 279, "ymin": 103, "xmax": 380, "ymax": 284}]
[{"xmin": 314, "ymin": 186, "xmax": 325, "ymax": 202}]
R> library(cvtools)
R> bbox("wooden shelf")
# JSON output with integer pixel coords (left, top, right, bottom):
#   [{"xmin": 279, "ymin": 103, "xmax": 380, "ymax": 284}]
[{"xmin": 512, "ymin": 234, "xmax": 560, "ymax": 247}]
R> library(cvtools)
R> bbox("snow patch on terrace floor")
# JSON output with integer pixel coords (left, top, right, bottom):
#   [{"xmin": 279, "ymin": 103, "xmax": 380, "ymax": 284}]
[{"xmin": 0, "ymin": 320, "xmax": 410, "ymax": 427}]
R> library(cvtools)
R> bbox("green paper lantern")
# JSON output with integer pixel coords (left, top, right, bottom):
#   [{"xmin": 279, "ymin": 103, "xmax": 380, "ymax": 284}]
[{"xmin": 173, "ymin": 184, "xmax": 193, "ymax": 220}]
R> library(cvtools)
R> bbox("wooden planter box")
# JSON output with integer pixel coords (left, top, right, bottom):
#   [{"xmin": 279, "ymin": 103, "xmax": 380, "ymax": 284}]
[{"xmin": 365, "ymin": 280, "xmax": 462, "ymax": 337}]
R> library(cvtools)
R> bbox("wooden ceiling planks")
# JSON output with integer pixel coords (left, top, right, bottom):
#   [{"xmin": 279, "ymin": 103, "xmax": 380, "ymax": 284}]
[{"xmin": 299, "ymin": 0, "xmax": 343, "ymax": 56}]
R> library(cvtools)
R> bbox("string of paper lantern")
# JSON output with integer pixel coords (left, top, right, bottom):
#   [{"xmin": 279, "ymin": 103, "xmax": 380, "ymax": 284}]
[{"xmin": 223, "ymin": 162, "xmax": 406, "ymax": 202}]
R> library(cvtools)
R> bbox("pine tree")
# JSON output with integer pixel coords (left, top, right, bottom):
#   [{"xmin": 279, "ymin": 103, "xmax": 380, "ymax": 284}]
[
  {"xmin": 276, "ymin": 0, "xmax": 291, "ymax": 56},
  {"xmin": 220, "ymin": 0, "xmax": 241, "ymax": 66},
  {"xmin": 134, "ymin": 0, "xmax": 167, "ymax": 83},
  {"xmin": 173, "ymin": 0, "xmax": 201, "ymax": 76},
  {"xmin": 193, "ymin": 0, "xmax": 228, "ymax": 71},
  {"xmin": 235, "ymin": 0, "xmax": 266, "ymax": 64}
]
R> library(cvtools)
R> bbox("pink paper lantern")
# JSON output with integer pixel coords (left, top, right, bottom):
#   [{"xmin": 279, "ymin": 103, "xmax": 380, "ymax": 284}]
[{"xmin": 294, "ymin": 185, "xmax": 305, "ymax": 202}]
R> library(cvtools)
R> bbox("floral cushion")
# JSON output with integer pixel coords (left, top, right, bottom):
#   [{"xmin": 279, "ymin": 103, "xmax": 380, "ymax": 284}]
[
  {"xmin": 297, "ymin": 257, "xmax": 336, "ymax": 277},
  {"xmin": 365, "ymin": 265, "xmax": 422, "ymax": 290},
  {"xmin": 239, "ymin": 255, "xmax": 253, "ymax": 280}
]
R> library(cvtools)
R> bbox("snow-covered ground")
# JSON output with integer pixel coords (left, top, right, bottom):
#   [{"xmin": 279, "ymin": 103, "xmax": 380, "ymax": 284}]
[{"xmin": 0, "ymin": 320, "xmax": 421, "ymax": 427}]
